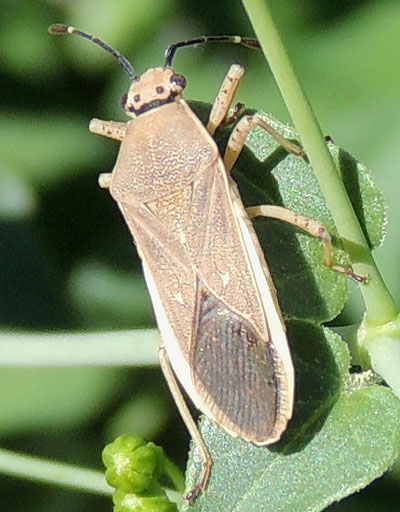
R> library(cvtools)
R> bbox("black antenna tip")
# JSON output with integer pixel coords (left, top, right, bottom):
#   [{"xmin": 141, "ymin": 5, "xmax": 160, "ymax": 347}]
[{"xmin": 48, "ymin": 23, "xmax": 70, "ymax": 35}]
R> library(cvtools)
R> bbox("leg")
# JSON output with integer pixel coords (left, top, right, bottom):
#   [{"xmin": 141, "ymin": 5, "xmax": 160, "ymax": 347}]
[
  {"xmin": 224, "ymin": 115, "xmax": 304, "ymax": 172},
  {"xmin": 159, "ymin": 345, "xmax": 212, "ymax": 504},
  {"xmin": 98, "ymin": 173, "xmax": 112, "ymax": 188},
  {"xmin": 247, "ymin": 204, "xmax": 366, "ymax": 283},
  {"xmin": 207, "ymin": 64, "xmax": 245, "ymax": 136},
  {"xmin": 89, "ymin": 118, "xmax": 127, "ymax": 141},
  {"xmin": 220, "ymin": 101, "xmax": 245, "ymax": 129}
]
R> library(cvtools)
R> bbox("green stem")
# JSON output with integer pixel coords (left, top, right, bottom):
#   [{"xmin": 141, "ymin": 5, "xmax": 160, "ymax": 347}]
[
  {"xmin": 164, "ymin": 457, "xmax": 185, "ymax": 493},
  {"xmin": 0, "ymin": 448, "xmax": 112, "ymax": 495},
  {"xmin": 0, "ymin": 448, "xmax": 183, "ymax": 506},
  {"xmin": 242, "ymin": 0, "xmax": 399, "ymax": 326},
  {"xmin": 0, "ymin": 329, "xmax": 159, "ymax": 367}
]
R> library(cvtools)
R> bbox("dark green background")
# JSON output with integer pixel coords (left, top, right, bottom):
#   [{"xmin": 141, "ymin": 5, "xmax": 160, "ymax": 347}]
[{"xmin": 0, "ymin": 1, "xmax": 399, "ymax": 510}]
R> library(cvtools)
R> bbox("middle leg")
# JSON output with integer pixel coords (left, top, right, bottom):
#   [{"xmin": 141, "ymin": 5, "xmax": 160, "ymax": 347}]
[{"xmin": 224, "ymin": 115, "xmax": 304, "ymax": 171}]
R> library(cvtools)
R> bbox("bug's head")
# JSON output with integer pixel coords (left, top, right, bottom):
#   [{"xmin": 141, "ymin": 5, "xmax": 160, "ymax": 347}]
[
  {"xmin": 49, "ymin": 24, "xmax": 187, "ymax": 118},
  {"xmin": 120, "ymin": 67, "xmax": 186, "ymax": 117}
]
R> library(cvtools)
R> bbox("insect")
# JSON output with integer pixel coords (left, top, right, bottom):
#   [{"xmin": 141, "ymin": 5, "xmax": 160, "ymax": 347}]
[{"xmin": 49, "ymin": 24, "xmax": 363, "ymax": 502}]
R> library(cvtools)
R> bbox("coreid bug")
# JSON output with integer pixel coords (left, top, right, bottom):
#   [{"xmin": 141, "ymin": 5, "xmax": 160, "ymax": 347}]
[{"xmin": 49, "ymin": 24, "xmax": 363, "ymax": 502}]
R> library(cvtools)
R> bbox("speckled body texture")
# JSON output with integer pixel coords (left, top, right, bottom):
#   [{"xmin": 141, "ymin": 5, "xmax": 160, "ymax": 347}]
[{"xmin": 106, "ymin": 98, "xmax": 292, "ymax": 444}]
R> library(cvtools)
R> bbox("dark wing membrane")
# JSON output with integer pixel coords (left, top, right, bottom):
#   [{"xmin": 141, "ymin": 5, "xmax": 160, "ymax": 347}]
[{"xmin": 193, "ymin": 287, "xmax": 278, "ymax": 443}]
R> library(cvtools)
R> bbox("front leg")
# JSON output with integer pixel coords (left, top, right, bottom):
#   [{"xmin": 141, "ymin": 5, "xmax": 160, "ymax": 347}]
[
  {"xmin": 89, "ymin": 119, "xmax": 125, "ymax": 189},
  {"xmin": 207, "ymin": 64, "xmax": 245, "ymax": 136},
  {"xmin": 98, "ymin": 173, "xmax": 112, "ymax": 188},
  {"xmin": 89, "ymin": 118, "xmax": 127, "ymax": 141}
]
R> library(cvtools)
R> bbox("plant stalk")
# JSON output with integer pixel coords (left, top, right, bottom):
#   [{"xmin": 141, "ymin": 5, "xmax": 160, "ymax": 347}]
[
  {"xmin": 0, "ymin": 448, "xmax": 111, "ymax": 495},
  {"xmin": 242, "ymin": 0, "xmax": 399, "ymax": 326}
]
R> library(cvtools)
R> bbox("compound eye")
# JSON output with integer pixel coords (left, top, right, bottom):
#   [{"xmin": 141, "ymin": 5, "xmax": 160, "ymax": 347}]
[
  {"xmin": 170, "ymin": 73, "xmax": 187, "ymax": 91},
  {"xmin": 120, "ymin": 92, "xmax": 128, "ymax": 110}
]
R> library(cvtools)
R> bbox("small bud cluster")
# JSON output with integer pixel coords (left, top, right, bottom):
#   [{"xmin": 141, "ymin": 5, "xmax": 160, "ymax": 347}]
[{"xmin": 102, "ymin": 434, "xmax": 178, "ymax": 512}]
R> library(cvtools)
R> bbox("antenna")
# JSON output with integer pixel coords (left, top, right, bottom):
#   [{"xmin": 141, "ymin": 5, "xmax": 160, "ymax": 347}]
[
  {"xmin": 165, "ymin": 35, "xmax": 261, "ymax": 67},
  {"xmin": 49, "ymin": 24, "xmax": 137, "ymax": 81}
]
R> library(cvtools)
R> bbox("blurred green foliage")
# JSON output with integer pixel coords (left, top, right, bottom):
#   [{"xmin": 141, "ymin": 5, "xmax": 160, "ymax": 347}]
[{"xmin": 0, "ymin": 0, "xmax": 400, "ymax": 511}]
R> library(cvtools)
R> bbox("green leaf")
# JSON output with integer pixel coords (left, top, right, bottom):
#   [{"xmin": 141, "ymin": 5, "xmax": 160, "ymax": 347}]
[
  {"xmin": 213, "ymin": 107, "xmax": 386, "ymax": 254},
  {"xmin": 185, "ymin": 327, "xmax": 400, "ymax": 512},
  {"xmin": 190, "ymin": 103, "xmax": 387, "ymax": 325},
  {"xmin": 183, "ymin": 103, "xmax": 398, "ymax": 511},
  {"xmin": 235, "ymin": 110, "xmax": 386, "ymax": 320},
  {"xmin": 330, "ymin": 146, "xmax": 387, "ymax": 250}
]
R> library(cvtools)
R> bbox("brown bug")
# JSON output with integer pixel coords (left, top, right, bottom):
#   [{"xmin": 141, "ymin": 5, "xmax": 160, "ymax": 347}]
[{"xmin": 49, "ymin": 24, "xmax": 362, "ymax": 502}]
